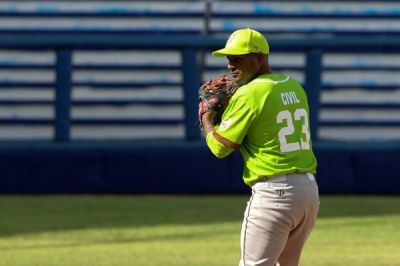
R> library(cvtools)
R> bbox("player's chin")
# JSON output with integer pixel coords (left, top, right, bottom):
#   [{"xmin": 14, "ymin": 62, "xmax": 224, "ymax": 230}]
[
  {"xmin": 234, "ymin": 76, "xmax": 248, "ymax": 85},
  {"xmin": 230, "ymin": 74, "xmax": 241, "ymax": 83}
]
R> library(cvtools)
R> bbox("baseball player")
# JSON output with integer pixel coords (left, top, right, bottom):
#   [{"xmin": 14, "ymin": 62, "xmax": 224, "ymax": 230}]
[{"xmin": 198, "ymin": 28, "xmax": 320, "ymax": 266}]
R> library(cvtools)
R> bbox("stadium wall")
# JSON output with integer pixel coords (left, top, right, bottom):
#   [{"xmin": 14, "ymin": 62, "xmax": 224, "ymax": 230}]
[
  {"xmin": 0, "ymin": 142, "xmax": 399, "ymax": 195},
  {"xmin": 1, "ymin": 1, "xmax": 399, "ymax": 195},
  {"xmin": 0, "ymin": 33, "xmax": 399, "ymax": 195}
]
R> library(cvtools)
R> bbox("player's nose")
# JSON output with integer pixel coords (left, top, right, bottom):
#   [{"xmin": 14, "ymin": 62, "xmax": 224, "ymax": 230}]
[{"xmin": 227, "ymin": 63, "xmax": 235, "ymax": 71}]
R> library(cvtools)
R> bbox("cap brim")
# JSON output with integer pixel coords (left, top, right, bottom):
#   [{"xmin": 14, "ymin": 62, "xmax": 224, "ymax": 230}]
[{"xmin": 211, "ymin": 47, "xmax": 250, "ymax": 57}]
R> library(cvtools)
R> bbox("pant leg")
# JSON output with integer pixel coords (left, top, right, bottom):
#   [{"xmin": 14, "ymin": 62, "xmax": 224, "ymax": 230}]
[
  {"xmin": 239, "ymin": 173, "xmax": 319, "ymax": 266},
  {"xmin": 239, "ymin": 178, "xmax": 293, "ymax": 266},
  {"xmin": 277, "ymin": 175, "xmax": 319, "ymax": 266}
]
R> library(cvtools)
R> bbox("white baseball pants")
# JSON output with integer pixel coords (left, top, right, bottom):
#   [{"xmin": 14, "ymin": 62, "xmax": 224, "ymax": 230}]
[{"xmin": 239, "ymin": 173, "xmax": 320, "ymax": 266}]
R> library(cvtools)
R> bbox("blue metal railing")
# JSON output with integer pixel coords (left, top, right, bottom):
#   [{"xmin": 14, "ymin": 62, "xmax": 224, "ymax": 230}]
[
  {"xmin": 1, "ymin": 33, "xmax": 400, "ymax": 142},
  {"xmin": 0, "ymin": 1, "xmax": 399, "ymax": 36}
]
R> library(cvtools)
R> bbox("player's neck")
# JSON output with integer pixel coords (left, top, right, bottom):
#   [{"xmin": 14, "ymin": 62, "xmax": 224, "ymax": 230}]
[{"xmin": 254, "ymin": 65, "xmax": 272, "ymax": 79}]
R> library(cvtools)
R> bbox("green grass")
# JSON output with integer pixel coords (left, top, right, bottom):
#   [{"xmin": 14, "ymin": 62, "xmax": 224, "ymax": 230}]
[{"xmin": 0, "ymin": 195, "xmax": 399, "ymax": 266}]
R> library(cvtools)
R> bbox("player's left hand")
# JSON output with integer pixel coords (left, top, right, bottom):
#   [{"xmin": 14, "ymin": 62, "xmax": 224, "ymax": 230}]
[{"xmin": 198, "ymin": 75, "xmax": 238, "ymax": 129}]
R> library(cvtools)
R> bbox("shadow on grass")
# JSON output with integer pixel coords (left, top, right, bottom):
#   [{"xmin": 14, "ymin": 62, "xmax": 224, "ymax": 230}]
[
  {"xmin": 0, "ymin": 195, "xmax": 399, "ymax": 237},
  {"xmin": 318, "ymin": 195, "xmax": 400, "ymax": 218},
  {"xmin": 0, "ymin": 195, "xmax": 247, "ymax": 237},
  {"xmin": 0, "ymin": 226, "xmax": 238, "ymax": 250}
]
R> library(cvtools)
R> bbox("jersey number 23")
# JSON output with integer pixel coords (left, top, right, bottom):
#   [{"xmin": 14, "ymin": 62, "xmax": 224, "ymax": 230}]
[{"xmin": 276, "ymin": 108, "xmax": 311, "ymax": 152}]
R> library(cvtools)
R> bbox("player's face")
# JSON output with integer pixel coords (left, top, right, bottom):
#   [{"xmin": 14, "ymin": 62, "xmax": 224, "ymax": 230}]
[{"xmin": 227, "ymin": 54, "xmax": 262, "ymax": 84}]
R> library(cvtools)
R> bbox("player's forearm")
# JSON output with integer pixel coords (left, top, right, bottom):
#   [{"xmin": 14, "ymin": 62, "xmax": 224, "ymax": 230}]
[{"xmin": 201, "ymin": 112, "xmax": 216, "ymax": 135}]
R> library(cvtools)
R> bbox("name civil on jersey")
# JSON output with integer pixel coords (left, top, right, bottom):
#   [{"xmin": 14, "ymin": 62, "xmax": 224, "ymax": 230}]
[{"xmin": 281, "ymin": 91, "xmax": 300, "ymax": 106}]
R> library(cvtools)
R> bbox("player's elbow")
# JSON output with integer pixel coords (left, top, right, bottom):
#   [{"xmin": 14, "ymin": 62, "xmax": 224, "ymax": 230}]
[
  {"xmin": 206, "ymin": 131, "xmax": 237, "ymax": 158},
  {"xmin": 211, "ymin": 148, "xmax": 233, "ymax": 159}
]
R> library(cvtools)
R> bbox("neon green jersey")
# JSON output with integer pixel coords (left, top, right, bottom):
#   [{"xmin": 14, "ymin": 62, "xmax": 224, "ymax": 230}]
[{"xmin": 207, "ymin": 73, "xmax": 317, "ymax": 186}]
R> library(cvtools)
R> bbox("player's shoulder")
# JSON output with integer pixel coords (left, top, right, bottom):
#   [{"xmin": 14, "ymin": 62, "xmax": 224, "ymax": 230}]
[
  {"xmin": 231, "ymin": 73, "xmax": 302, "ymax": 99},
  {"xmin": 248, "ymin": 73, "xmax": 300, "ymax": 89},
  {"xmin": 236, "ymin": 73, "xmax": 288, "ymax": 95},
  {"xmin": 231, "ymin": 83, "xmax": 257, "ymax": 103}
]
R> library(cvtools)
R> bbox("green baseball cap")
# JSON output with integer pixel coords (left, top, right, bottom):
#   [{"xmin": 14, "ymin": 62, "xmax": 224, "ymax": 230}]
[{"xmin": 212, "ymin": 28, "xmax": 269, "ymax": 57}]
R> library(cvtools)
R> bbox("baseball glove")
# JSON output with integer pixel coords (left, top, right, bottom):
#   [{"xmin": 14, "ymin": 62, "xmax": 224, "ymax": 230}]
[{"xmin": 198, "ymin": 75, "xmax": 238, "ymax": 128}]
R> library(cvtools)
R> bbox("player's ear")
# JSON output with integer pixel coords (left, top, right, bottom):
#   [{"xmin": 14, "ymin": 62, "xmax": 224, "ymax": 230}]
[
  {"xmin": 256, "ymin": 53, "xmax": 267, "ymax": 66},
  {"xmin": 257, "ymin": 53, "xmax": 266, "ymax": 61}
]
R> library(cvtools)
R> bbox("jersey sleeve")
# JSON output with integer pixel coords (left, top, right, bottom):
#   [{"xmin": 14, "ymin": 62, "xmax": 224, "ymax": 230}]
[
  {"xmin": 215, "ymin": 92, "xmax": 256, "ymax": 145},
  {"xmin": 205, "ymin": 132, "xmax": 235, "ymax": 158}
]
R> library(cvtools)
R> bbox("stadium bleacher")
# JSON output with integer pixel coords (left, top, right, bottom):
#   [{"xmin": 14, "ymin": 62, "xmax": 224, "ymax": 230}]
[
  {"xmin": 1, "ymin": 0, "xmax": 400, "ymax": 194},
  {"xmin": 0, "ymin": 0, "xmax": 399, "ymax": 141}
]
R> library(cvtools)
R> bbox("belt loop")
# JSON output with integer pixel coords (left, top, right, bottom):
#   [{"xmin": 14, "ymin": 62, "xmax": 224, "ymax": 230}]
[{"xmin": 306, "ymin": 173, "xmax": 315, "ymax": 181}]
